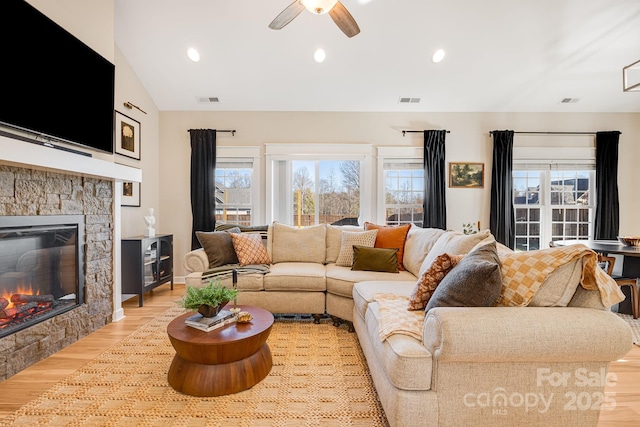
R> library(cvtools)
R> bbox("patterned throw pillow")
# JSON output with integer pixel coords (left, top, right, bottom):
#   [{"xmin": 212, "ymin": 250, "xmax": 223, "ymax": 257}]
[
  {"xmin": 364, "ymin": 222, "xmax": 411, "ymax": 271},
  {"xmin": 335, "ymin": 230, "xmax": 378, "ymax": 267},
  {"xmin": 408, "ymin": 253, "xmax": 464, "ymax": 310},
  {"xmin": 229, "ymin": 232, "xmax": 271, "ymax": 266}
]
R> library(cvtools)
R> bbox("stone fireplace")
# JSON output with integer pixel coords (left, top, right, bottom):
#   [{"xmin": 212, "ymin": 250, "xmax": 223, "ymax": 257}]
[{"xmin": 0, "ymin": 165, "xmax": 114, "ymax": 380}]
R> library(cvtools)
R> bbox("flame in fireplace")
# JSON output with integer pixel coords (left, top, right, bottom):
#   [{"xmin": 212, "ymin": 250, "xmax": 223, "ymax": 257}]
[{"xmin": 1, "ymin": 284, "xmax": 38, "ymax": 310}]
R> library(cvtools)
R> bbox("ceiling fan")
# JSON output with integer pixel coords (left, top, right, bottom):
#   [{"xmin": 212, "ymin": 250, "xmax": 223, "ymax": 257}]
[{"xmin": 269, "ymin": 0, "xmax": 360, "ymax": 38}]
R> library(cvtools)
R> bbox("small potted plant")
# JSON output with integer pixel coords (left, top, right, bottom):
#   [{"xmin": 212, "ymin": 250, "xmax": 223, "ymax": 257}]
[{"xmin": 177, "ymin": 280, "xmax": 239, "ymax": 317}]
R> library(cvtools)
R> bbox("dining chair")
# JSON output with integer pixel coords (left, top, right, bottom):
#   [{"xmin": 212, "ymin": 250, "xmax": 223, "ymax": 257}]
[{"xmin": 598, "ymin": 254, "xmax": 639, "ymax": 319}]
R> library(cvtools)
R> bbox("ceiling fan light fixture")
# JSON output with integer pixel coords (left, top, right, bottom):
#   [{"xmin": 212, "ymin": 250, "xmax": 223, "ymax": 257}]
[{"xmin": 302, "ymin": 0, "xmax": 338, "ymax": 15}]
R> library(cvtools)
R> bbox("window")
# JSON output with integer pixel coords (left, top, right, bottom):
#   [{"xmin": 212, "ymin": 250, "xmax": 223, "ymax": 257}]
[
  {"xmin": 286, "ymin": 159, "xmax": 361, "ymax": 226},
  {"xmin": 514, "ymin": 169, "xmax": 595, "ymax": 251},
  {"xmin": 215, "ymin": 162, "xmax": 253, "ymax": 225},
  {"xmin": 377, "ymin": 147, "xmax": 424, "ymax": 227},
  {"xmin": 214, "ymin": 147, "xmax": 261, "ymax": 226},
  {"xmin": 512, "ymin": 135, "xmax": 596, "ymax": 251},
  {"xmin": 266, "ymin": 144, "xmax": 372, "ymax": 226},
  {"xmin": 384, "ymin": 162, "xmax": 423, "ymax": 227}
]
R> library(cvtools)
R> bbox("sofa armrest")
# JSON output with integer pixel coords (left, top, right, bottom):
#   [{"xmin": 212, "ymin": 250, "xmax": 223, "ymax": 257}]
[
  {"xmin": 183, "ymin": 248, "xmax": 209, "ymax": 273},
  {"xmin": 423, "ymin": 307, "xmax": 632, "ymax": 363}
]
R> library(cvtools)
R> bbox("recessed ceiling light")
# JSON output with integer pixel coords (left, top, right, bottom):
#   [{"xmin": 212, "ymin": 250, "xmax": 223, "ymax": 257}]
[
  {"xmin": 314, "ymin": 48, "xmax": 326, "ymax": 63},
  {"xmin": 187, "ymin": 48, "xmax": 200, "ymax": 62},
  {"xmin": 432, "ymin": 48, "xmax": 446, "ymax": 63}
]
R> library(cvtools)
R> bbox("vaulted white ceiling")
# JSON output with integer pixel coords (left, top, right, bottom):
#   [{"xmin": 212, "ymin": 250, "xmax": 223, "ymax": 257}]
[{"xmin": 114, "ymin": 0, "xmax": 640, "ymax": 113}]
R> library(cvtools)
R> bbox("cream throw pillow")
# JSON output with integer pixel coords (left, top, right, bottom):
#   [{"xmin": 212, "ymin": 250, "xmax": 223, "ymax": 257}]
[
  {"xmin": 335, "ymin": 230, "xmax": 378, "ymax": 267},
  {"xmin": 271, "ymin": 222, "xmax": 326, "ymax": 264}
]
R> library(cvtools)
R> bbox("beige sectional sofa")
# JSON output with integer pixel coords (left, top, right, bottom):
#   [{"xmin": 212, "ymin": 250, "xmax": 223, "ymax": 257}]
[{"xmin": 183, "ymin": 222, "xmax": 633, "ymax": 426}]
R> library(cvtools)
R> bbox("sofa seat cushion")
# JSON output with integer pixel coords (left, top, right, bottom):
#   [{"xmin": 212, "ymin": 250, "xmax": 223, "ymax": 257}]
[
  {"xmin": 263, "ymin": 262, "xmax": 326, "ymax": 291},
  {"xmin": 326, "ymin": 264, "xmax": 415, "ymax": 298},
  {"xmin": 363, "ymin": 299, "xmax": 433, "ymax": 391},
  {"xmin": 352, "ymin": 280, "xmax": 416, "ymax": 321}
]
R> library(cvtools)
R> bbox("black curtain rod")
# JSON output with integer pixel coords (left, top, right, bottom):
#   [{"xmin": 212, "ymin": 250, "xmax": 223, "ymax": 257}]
[
  {"xmin": 488, "ymin": 131, "xmax": 621, "ymax": 136},
  {"xmin": 188, "ymin": 129, "xmax": 236, "ymax": 136},
  {"xmin": 402, "ymin": 130, "xmax": 450, "ymax": 137}
]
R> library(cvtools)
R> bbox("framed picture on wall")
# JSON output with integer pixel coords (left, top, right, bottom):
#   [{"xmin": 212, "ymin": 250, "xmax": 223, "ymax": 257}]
[
  {"xmin": 122, "ymin": 181, "xmax": 140, "ymax": 207},
  {"xmin": 115, "ymin": 111, "xmax": 141, "ymax": 160},
  {"xmin": 449, "ymin": 162, "xmax": 484, "ymax": 188}
]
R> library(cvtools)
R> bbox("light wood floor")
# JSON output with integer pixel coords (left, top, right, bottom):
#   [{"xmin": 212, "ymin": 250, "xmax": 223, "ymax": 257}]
[{"xmin": 0, "ymin": 283, "xmax": 638, "ymax": 425}]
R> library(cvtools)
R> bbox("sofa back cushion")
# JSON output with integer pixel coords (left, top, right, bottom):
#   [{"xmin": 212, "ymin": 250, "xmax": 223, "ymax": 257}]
[
  {"xmin": 402, "ymin": 226, "xmax": 446, "ymax": 277},
  {"xmin": 417, "ymin": 229, "xmax": 492, "ymax": 279},
  {"xmin": 326, "ymin": 224, "xmax": 363, "ymax": 264},
  {"xmin": 269, "ymin": 222, "xmax": 327, "ymax": 264}
]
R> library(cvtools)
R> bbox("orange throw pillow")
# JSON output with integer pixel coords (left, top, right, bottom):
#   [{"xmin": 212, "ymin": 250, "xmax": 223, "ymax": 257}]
[{"xmin": 364, "ymin": 222, "xmax": 411, "ymax": 271}]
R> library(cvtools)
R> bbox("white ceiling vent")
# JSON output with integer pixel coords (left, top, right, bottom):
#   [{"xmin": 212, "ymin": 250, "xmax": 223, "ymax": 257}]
[
  {"xmin": 198, "ymin": 96, "xmax": 220, "ymax": 103},
  {"xmin": 399, "ymin": 97, "xmax": 421, "ymax": 104},
  {"xmin": 560, "ymin": 97, "xmax": 579, "ymax": 104}
]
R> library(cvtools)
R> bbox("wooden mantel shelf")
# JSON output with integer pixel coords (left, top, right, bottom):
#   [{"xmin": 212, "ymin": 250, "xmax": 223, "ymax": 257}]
[{"xmin": 0, "ymin": 133, "xmax": 141, "ymax": 182}]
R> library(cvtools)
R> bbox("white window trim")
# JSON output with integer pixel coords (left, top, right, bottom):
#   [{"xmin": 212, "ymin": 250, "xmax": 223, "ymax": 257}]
[
  {"xmin": 377, "ymin": 146, "xmax": 422, "ymax": 225},
  {"xmin": 217, "ymin": 146, "xmax": 262, "ymax": 225},
  {"xmin": 265, "ymin": 143, "xmax": 373, "ymax": 224}
]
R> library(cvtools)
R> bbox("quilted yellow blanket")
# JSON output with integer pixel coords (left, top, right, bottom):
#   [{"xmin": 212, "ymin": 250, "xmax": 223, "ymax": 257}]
[{"xmin": 495, "ymin": 244, "xmax": 625, "ymax": 308}]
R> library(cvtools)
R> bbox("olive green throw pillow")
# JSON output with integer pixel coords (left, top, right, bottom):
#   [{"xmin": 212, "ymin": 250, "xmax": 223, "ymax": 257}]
[
  {"xmin": 351, "ymin": 246, "xmax": 399, "ymax": 273},
  {"xmin": 425, "ymin": 241, "xmax": 502, "ymax": 312}
]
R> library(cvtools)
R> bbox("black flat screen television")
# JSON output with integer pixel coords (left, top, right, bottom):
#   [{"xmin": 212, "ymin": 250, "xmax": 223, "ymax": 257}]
[{"xmin": 0, "ymin": 0, "xmax": 115, "ymax": 155}]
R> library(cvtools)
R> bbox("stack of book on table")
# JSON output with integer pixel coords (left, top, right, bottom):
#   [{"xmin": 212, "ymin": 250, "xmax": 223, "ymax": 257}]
[{"xmin": 185, "ymin": 309, "xmax": 238, "ymax": 332}]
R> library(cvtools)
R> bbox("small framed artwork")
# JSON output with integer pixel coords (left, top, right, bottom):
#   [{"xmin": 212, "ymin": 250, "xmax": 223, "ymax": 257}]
[
  {"xmin": 122, "ymin": 181, "xmax": 141, "ymax": 207},
  {"xmin": 115, "ymin": 111, "xmax": 141, "ymax": 160},
  {"xmin": 449, "ymin": 162, "xmax": 484, "ymax": 188}
]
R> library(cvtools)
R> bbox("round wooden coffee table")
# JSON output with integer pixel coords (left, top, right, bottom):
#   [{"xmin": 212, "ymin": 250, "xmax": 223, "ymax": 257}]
[{"xmin": 167, "ymin": 305, "xmax": 274, "ymax": 396}]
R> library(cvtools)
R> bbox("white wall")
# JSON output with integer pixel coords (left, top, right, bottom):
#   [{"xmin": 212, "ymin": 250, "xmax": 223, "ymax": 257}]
[{"xmin": 159, "ymin": 111, "xmax": 640, "ymax": 279}]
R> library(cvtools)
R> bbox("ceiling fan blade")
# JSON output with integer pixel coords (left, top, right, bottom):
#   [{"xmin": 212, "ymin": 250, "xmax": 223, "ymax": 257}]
[
  {"xmin": 329, "ymin": 2, "xmax": 360, "ymax": 38},
  {"xmin": 269, "ymin": 1, "xmax": 305, "ymax": 30}
]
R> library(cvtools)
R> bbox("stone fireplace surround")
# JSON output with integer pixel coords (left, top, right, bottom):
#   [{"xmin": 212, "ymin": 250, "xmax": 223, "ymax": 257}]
[{"xmin": 0, "ymin": 134, "xmax": 141, "ymax": 381}]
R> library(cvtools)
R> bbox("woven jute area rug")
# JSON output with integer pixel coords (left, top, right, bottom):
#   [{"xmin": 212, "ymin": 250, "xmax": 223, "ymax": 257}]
[{"xmin": 0, "ymin": 307, "xmax": 388, "ymax": 427}]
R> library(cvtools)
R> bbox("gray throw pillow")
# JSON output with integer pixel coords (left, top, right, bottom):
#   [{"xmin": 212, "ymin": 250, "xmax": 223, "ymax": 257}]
[
  {"xmin": 196, "ymin": 227, "xmax": 241, "ymax": 268},
  {"xmin": 425, "ymin": 241, "xmax": 502, "ymax": 312},
  {"xmin": 351, "ymin": 246, "xmax": 399, "ymax": 273}
]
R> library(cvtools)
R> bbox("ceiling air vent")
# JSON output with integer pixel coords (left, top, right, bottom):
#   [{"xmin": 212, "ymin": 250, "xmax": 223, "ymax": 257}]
[
  {"xmin": 197, "ymin": 96, "xmax": 220, "ymax": 103},
  {"xmin": 399, "ymin": 97, "xmax": 421, "ymax": 104},
  {"xmin": 560, "ymin": 97, "xmax": 579, "ymax": 104}
]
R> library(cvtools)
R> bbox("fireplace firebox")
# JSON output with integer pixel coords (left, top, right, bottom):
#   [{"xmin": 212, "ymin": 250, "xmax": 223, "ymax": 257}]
[{"xmin": 0, "ymin": 215, "xmax": 84, "ymax": 339}]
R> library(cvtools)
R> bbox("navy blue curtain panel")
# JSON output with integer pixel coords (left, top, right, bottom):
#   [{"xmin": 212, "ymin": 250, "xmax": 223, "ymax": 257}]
[
  {"xmin": 422, "ymin": 130, "xmax": 447, "ymax": 229},
  {"xmin": 189, "ymin": 129, "xmax": 217, "ymax": 250},
  {"xmin": 490, "ymin": 130, "xmax": 515, "ymax": 248},
  {"xmin": 594, "ymin": 131, "xmax": 621, "ymax": 240}
]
